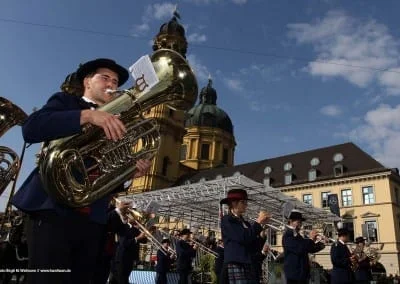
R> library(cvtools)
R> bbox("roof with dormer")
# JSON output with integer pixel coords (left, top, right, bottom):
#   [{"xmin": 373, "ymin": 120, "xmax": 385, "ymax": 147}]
[{"xmin": 175, "ymin": 142, "xmax": 390, "ymax": 186}]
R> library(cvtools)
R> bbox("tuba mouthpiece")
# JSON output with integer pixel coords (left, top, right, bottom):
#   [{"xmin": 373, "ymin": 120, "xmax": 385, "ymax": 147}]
[{"xmin": 105, "ymin": 89, "xmax": 119, "ymax": 95}]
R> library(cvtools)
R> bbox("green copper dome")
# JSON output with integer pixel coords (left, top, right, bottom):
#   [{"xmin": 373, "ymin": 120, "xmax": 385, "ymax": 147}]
[{"xmin": 185, "ymin": 79, "xmax": 234, "ymax": 134}]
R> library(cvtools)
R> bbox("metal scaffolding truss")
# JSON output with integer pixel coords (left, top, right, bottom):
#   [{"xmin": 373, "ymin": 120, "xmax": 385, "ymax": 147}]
[{"xmin": 120, "ymin": 175, "xmax": 340, "ymax": 232}]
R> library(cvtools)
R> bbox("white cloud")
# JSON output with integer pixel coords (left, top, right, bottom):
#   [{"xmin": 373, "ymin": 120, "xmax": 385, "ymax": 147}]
[
  {"xmin": 349, "ymin": 104, "xmax": 400, "ymax": 168},
  {"xmin": 186, "ymin": 54, "xmax": 210, "ymax": 83},
  {"xmin": 187, "ymin": 33, "xmax": 207, "ymax": 43},
  {"xmin": 182, "ymin": 0, "xmax": 246, "ymax": 4},
  {"xmin": 379, "ymin": 68, "xmax": 400, "ymax": 95},
  {"xmin": 288, "ymin": 10, "xmax": 400, "ymax": 94},
  {"xmin": 131, "ymin": 3, "xmax": 175, "ymax": 36},
  {"xmin": 231, "ymin": 0, "xmax": 247, "ymax": 4},
  {"xmin": 223, "ymin": 78, "xmax": 245, "ymax": 92},
  {"xmin": 320, "ymin": 105, "xmax": 342, "ymax": 117}
]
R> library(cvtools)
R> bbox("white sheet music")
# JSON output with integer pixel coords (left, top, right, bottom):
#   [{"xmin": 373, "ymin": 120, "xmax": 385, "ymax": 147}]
[{"xmin": 128, "ymin": 55, "xmax": 159, "ymax": 92}]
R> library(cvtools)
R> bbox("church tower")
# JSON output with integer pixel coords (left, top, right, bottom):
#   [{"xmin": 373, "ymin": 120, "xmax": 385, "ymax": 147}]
[
  {"xmin": 180, "ymin": 78, "xmax": 236, "ymax": 170},
  {"xmin": 130, "ymin": 13, "xmax": 198, "ymax": 192}
]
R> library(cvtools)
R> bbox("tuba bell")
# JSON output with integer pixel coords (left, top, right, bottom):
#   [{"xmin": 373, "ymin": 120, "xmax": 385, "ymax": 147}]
[
  {"xmin": 0, "ymin": 97, "xmax": 27, "ymax": 196},
  {"xmin": 39, "ymin": 49, "xmax": 198, "ymax": 207}
]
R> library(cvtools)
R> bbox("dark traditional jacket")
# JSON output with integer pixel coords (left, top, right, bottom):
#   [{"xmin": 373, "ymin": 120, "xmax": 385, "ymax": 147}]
[
  {"xmin": 282, "ymin": 228, "xmax": 325, "ymax": 281},
  {"xmin": 11, "ymin": 92, "xmax": 119, "ymax": 224},
  {"xmin": 175, "ymin": 239, "xmax": 196, "ymax": 271},
  {"xmin": 330, "ymin": 240, "xmax": 353, "ymax": 284},
  {"xmin": 220, "ymin": 213, "xmax": 262, "ymax": 265},
  {"xmin": 156, "ymin": 248, "xmax": 173, "ymax": 273}
]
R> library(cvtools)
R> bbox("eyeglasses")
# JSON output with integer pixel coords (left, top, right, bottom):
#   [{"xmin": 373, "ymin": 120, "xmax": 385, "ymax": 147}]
[{"xmin": 96, "ymin": 74, "xmax": 119, "ymax": 86}]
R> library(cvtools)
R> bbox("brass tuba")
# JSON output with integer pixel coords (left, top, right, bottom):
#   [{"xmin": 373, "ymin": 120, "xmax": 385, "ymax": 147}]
[
  {"xmin": 39, "ymin": 49, "xmax": 198, "ymax": 207},
  {"xmin": 0, "ymin": 97, "xmax": 27, "ymax": 196}
]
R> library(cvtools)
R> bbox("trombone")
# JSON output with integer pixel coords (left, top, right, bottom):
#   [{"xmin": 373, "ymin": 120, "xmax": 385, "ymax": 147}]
[
  {"xmin": 114, "ymin": 198, "xmax": 175, "ymax": 257},
  {"xmin": 190, "ymin": 238, "xmax": 218, "ymax": 258}
]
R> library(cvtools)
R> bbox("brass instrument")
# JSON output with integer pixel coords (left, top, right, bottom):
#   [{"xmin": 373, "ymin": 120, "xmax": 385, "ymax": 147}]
[
  {"xmin": 39, "ymin": 49, "xmax": 198, "ymax": 207},
  {"xmin": 0, "ymin": 97, "xmax": 27, "ymax": 195},
  {"xmin": 114, "ymin": 197, "xmax": 176, "ymax": 257},
  {"xmin": 190, "ymin": 238, "xmax": 218, "ymax": 257}
]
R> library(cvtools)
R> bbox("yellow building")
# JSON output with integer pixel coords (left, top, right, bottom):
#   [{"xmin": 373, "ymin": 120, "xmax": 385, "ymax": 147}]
[
  {"xmin": 129, "ymin": 13, "xmax": 400, "ymax": 275},
  {"xmin": 182, "ymin": 142, "xmax": 400, "ymax": 275}
]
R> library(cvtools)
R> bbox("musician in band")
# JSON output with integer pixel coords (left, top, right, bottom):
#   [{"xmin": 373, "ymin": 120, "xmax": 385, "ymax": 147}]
[
  {"xmin": 176, "ymin": 228, "xmax": 198, "ymax": 284},
  {"xmin": 155, "ymin": 238, "xmax": 175, "ymax": 284},
  {"xmin": 282, "ymin": 210, "xmax": 325, "ymax": 284},
  {"xmin": 330, "ymin": 228, "xmax": 354, "ymax": 284},
  {"xmin": 353, "ymin": 236, "xmax": 372, "ymax": 283},
  {"xmin": 220, "ymin": 188, "xmax": 269, "ymax": 283},
  {"xmin": 251, "ymin": 217, "xmax": 272, "ymax": 283},
  {"xmin": 11, "ymin": 58, "xmax": 152, "ymax": 284},
  {"xmin": 213, "ymin": 239, "xmax": 224, "ymax": 284}
]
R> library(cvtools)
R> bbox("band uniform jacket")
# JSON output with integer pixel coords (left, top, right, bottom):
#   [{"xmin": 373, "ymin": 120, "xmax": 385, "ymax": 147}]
[
  {"xmin": 213, "ymin": 246, "xmax": 225, "ymax": 277},
  {"xmin": 354, "ymin": 255, "xmax": 372, "ymax": 281},
  {"xmin": 330, "ymin": 241, "xmax": 353, "ymax": 284},
  {"xmin": 282, "ymin": 228, "xmax": 325, "ymax": 281},
  {"xmin": 220, "ymin": 214, "xmax": 263, "ymax": 265},
  {"xmin": 11, "ymin": 92, "xmax": 122, "ymax": 224},
  {"xmin": 155, "ymin": 248, "xmax": 173, "ymax": 273},
  {"xmin": 176, "ymin": 239, "xmax": 196, "ymax": 271}
]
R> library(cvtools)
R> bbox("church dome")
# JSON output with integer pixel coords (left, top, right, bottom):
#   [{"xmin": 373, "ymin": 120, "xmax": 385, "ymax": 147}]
[
  {"xmin": 185, "ymin": 79, "xmax": 234, "ymax": 134},
  {"xmin": 152, "ymin": 14, "xmax": 188, "ymax": 57},
  {"xmin": 158, "ymin": 16, "xmax": 185, "ymax": 37}
]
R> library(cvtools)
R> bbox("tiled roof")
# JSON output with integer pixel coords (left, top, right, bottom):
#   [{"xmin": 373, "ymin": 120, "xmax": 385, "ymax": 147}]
[{"xmin": 176, "ymin": 142, "xmax": 388, "ymax": 187}]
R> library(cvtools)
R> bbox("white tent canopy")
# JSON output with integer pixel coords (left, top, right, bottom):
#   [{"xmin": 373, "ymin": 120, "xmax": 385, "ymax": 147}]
[{"xmin": 120, "ymin": 175, "xmax": 341, "ymax": 232}]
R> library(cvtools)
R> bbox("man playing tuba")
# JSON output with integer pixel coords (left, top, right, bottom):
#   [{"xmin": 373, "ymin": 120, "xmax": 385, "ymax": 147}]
[{"xmin": 12, "ymin": 58, "xmax": 152, "ymax": 284}]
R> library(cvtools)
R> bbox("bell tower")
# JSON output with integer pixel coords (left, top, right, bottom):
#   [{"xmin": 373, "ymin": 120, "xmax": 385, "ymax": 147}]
[
  {"xmin": 130, "ymin": 12, "xmax": 198, "ymax": 192},
  {"xmin": 180, "ymin": 78, "xmax": 236, "ymax": 170}
]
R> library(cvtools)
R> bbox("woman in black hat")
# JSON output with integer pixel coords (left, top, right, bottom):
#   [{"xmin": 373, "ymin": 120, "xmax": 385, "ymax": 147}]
[{"xmin": 220, "ymin": 188, "xmax": 269, "ymax": 283}]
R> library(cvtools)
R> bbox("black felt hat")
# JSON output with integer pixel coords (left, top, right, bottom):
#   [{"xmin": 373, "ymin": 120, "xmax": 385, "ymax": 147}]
[
  {"xmin": 76, "ymin": 58, "xmax": 129, "ymax": 87},
  {"xmin": 288, "ymin": 210, "xmax": 306, "ymax": 221}
]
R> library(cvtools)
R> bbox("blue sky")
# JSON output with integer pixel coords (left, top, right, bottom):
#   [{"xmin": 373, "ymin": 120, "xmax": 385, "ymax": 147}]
[{"xmin": 1, "ymin": 0, "xmax": 400, "ymax": 210}]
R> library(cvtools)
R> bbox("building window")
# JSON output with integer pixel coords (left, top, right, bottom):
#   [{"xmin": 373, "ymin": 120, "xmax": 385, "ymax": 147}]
[
  {"xmin": 363, "ymin": 221, "xmax": 378, "ymax": 242},
  {"xmin": 162, "ymin": 157, "xmax": 170, "ymax": 176},
  {"xmin": 334, "ymin": 164, "xmax": 343, "ymax": 177},
  {"xmin": 284, "ymin": 162, "xmax": 292, "ymax": 171},
  {"xmin": 223, "ymin": 148, "xmax": 229, "ymax": 165},
  {"xmin": 201, "ymin": 144, "xmax": 210, "ymax": 160},
  {"xmin": 284, "ymin": 173, "xmax": 292, "ymax": 185},
  {"xmin": 321, "ymin": 192, "xmax": 330, "ymax": 208},
  {"xmin": 308, "ymin": 169, "xmax": 317, "ymax": 181},
  {"xmin": 343, "ymin": 221, "xmax": 355, "ymax": 242},
  {"xmin": 303, "ymin": 194, "xmax": 313, "ymax": 205},
  {"xmin": 362, "ymin": 186, "xmax": 375, "ymax": 204},
  {"xmin": 180, "ymin": 144, "xmax": 187, "ymax": 160},
  {"xmin": 341, "ymin": 189, "xmax": 352, "ymax": 207}
]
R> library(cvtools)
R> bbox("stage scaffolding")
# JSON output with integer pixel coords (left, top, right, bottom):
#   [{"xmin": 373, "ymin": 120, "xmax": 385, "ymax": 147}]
[{"xmin": 121, "ymin": 175, "xmax": 341, "ymax": 232}]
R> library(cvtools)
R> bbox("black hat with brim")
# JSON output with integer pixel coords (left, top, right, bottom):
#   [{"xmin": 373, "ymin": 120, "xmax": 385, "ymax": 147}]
[
  {"xmin": 288, "ymin": 211, "xmax": 306, "ymax": 221},
  {"xmin": 355, "ymin": 236, "xmax": 366, "ymax": 243},
  {"xmin": 337, "ymin": 228, "xmax": 350, "ymax": 237},
  {"xmin": 180, "ymin": 228, "xmax": 192, "ymax": 236},
  {"xmin": 76, "ymin": 58, "xmax": 129, "ymax": 87}
]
